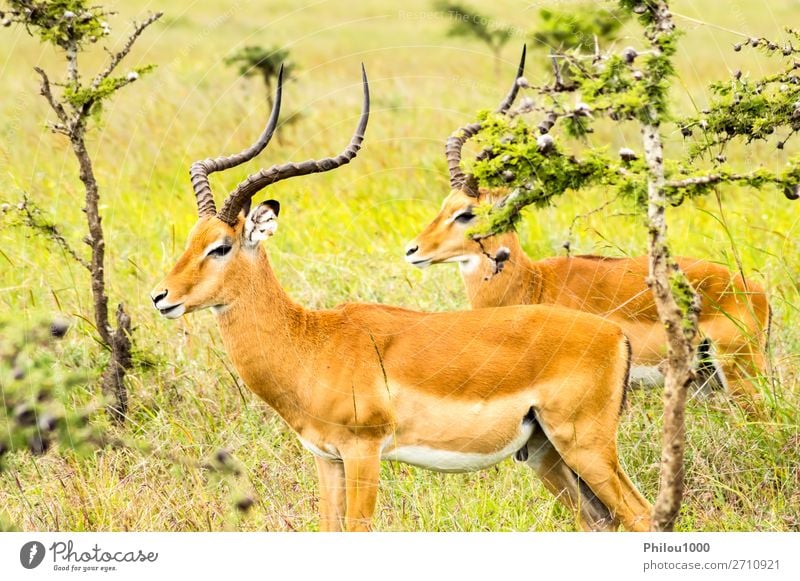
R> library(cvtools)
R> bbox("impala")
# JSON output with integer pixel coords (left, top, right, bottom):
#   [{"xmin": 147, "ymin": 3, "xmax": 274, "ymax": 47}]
[
  {"xmin": 404, "ymin": 49, "xmax": 770, "ymax": 418},
  {"xmin": 152, "ymin": 65, "xmax": 651, "ymax": 532}
]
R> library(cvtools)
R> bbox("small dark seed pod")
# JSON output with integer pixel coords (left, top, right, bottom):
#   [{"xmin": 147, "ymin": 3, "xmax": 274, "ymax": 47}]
[
  {"xmin": 501, "ymin": 170, "xmax": 515, "ymax": 183},
  {"xmin": 622, "ymin": 47, "xmax": 638, "ymax": 64},
  {"xmin": 14, "ymin": 404, "xmax": 37, "ymax": 427},
  {"xmin": 619, "ymin": 147, "xmax": 638, "ymax": 162},
  {"xmin": 784, "ymin": 184, "xmax": 800, "ymax": 200},
  {"xmin": 235, "ymin": 496, "xmax": 255, "ymax": 512},
  {"xmin": 715, "ymin": 154, "xmax": 727, "ymax": 163},
  {"xmin": 537, "ymin": 134, "xmax": 554, "ymax": 154},
  {"xmin": 50, "ymin": 318, "xmax": 69, "ymax": 339},
  {"xmin": 733, "ymin": 43, "xmax": 742, "ymax": 52},
  {"xmin": 734, "ymin": 70, "xmax": 742, "ymax": 80},
  {"xmin": 680, "ymin": 126, "xmax": 693, "ymax": 137}
]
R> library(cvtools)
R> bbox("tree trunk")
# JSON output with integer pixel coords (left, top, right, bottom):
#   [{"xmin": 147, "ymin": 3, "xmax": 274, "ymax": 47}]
[
  {"xmin": 71, "ymin": 130, "xmax": 131, "ymax": 423},
  {"xmin": 642, "ymin": 123, "xmax": 700, "ymax": 531}
]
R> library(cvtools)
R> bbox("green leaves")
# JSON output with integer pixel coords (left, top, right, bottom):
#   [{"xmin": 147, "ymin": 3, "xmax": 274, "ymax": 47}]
[
  {"xmin": 63, "ymin": 64, "xmax": 156, "ymax": 116},
  {"xmin": 455, "ymin": 3, "xmax": 798, "ymax": 240},
  {"xmin": 684, "ymin": 49, "xmax": 800, "ymax": 159},
  {"xmin": 465, "ymin": 112, "xmax": 644, "ymax": 236},
  {"xmin": 224, "ymin": 45, "xmax": 296, "ymax": 83},
  {"xmin": 2, "ymin": 0, "xmax": 109, "ymax": 49},
  {"xmin": 434, "ymin": 1, "xmax": 514, "ymax": 51},
  {"xmin": 533, "ymin": 4, "xmax": 629, "ymax": 52}
]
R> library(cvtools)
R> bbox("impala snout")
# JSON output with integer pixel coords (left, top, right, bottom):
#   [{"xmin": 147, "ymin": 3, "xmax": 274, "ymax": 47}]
[
  {"xmin": 150, "ymin": 288, "xmax": 186, "ymax": 319},
  {"xmin": 404, "ymin": 241, "xmax": 432, "ymax": 269}
]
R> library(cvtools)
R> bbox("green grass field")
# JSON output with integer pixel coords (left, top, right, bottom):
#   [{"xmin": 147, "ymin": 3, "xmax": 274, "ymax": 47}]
[{"xmin": 1, "ymin": 0, "xmax": 798, "ymax": 531}]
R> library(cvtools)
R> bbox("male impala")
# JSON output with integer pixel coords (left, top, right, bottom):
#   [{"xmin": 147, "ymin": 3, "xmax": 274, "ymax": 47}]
[
  {"xmin": 152, "ymin": 65, "xmax": 652, "ymax": 532},
  {"xmin": 405, "ymin": 49, "xmax": 770, "ymax": 418}
]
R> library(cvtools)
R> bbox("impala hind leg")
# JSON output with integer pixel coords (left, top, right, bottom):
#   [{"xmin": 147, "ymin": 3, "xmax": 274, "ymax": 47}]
[
  {"xmin": 535, "ymin": 409, "xmax": 652, "ymax": 532},
  {"xmin": 314, "ymin": 456, "xmax": 346, "ymax": 532},
  {"xmin": 520, "ymin": 428, "xmax": 619, "ymax": 531},
  {"xmin": 716, "ymin": 345, "xmax": 768, "ymax": 420},
  {"xmin": 341, "ymin": 441, "xmax": 382, "ymax": 532}
]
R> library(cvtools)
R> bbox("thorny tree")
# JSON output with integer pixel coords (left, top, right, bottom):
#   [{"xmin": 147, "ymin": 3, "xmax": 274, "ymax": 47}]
[
  {"xmin": 1, "ymin": 1, "xmax": 162, "ymax": 423},
  {"xmin": 454, "ymin": 1, "xmax": 799, "ymax": 530}
]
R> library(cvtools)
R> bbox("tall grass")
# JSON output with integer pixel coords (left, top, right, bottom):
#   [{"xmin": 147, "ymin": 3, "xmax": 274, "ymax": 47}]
[{"xmin": 0, "ymin": 0, "xmax": 798, "ymax": 531}]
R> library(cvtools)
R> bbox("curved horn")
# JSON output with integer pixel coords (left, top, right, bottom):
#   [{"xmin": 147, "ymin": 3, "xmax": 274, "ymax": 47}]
[
  {"xmin": 216, "ymin": 64, "xmax": 370, "ymax": 225},
  {"xmin": 189, "ymin": 64, "xmax": 285, "ymax": 217},
  {"xmin": 445, "ymin": 45, "xmax": 526, "ymax": 197}
]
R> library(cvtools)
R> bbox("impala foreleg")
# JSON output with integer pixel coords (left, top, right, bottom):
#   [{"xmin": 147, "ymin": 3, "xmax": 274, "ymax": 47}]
[
  {"xmin": 341, "ymin": 440, "xmax": 382, "ymax": 532},
  {"xmin": 315, "ymin": 456, "xmax": 346, "ymax": 532}
]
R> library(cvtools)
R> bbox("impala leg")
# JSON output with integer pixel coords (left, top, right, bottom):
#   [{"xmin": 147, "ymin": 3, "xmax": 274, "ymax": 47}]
[
  {"xmin": 523, "ymin": 429, "xmax": 619, "ymax": 531},
  {"xmin": 341, "ymin": 441, "xmax": 382, "ymax": 532},
  {"xmin": 716, "ymin": 347, "xmax": 768, "ymax": 420},
  {"xmin": 539, "ymin": 412, "xmax": 652, "ymax": 532},
  {"xmin": 314, "ymin": 456, "xmax": 346, "ymax": 532}
]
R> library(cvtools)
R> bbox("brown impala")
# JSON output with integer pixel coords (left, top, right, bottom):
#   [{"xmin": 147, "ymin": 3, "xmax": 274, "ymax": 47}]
[
  {"xmin": 152, "ymin": 65, "xmax": 651, "ymax": 531},
  {"xmin": 405, "ymin": 48, "xmax": 770, "ymax": 419}
]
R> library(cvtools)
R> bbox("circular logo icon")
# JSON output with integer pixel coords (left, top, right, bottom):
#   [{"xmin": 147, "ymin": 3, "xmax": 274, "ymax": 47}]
[{"xmin": 20, "ymin": 541, "xmax": 46, "ymax": 569}]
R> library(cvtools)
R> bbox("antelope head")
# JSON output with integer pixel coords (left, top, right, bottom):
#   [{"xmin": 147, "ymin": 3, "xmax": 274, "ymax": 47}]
[
  {"xmin": 405, "ymin": 46, "xmax": 526, "ymax": 270},
  {"xmin": 151, "ymin": 65, "xmax": 370, "ymax": 318}
]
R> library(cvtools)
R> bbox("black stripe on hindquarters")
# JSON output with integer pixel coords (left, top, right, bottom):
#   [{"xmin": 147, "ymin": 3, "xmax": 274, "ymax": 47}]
[
  {"xmin": 695, "ymin": 337, "xmax": 725, "ymax": 391},
  {"xmin": 620, "ymin": 337, "xmax": 633, "ymax": 415}
]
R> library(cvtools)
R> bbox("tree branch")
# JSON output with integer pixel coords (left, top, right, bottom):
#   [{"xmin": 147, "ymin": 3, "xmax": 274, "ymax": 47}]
[
  {"xmin": 91, "ymin": 12, "xmax": 163, "ymax": 91},
  {"xmin": 16, "ymin": 194, "xmax": 90, "ymax": 271},
  {"xmin": 33, "ymin": 67, "xmax": 68, "ymax": 124}
]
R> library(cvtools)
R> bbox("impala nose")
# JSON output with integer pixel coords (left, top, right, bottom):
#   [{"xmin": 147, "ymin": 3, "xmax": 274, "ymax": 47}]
[
  {"xmin": 151, "ymin": 289, "xmax": 168, "ymax": 306},
  {"xmin": 405, "ymin": 243, "xmax": 419, "ymax": 257}
]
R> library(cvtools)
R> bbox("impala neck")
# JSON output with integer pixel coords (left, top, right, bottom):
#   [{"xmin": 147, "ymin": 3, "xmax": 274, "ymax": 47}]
[
  {"xmin": 214, "ymin": 246, "xmax": 310, "ymax": 424},
  {"xmin": 462, "ymin": 232, "xmax": 544, "ymax": 308}
]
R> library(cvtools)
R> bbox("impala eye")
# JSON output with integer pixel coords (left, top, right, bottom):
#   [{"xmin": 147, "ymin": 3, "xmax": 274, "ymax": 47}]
[
  {"xmin": 208, "ymin": 244, "xmax": 232, "ymax": 258},
  {"xmin": 454, "ymin": 211, "xmax": 475, "ymax": 224}
]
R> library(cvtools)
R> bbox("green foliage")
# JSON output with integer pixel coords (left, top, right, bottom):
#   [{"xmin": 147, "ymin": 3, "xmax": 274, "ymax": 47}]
[
  {"xmin": 533, "ymin": 4, "xmax": 629, "ymax": 52},
  {"xmin": 1, "ymin": 0, "xmax": 109, "ymax": 49},
  {"xmin": 225, "ymin": 45, "xmax": 296, "ymax": 87},
  {"xmin": 464, "ymin": 3, "xmax": 798, "ymax": 237},
  {"xmin": 0, "ymin": 315, "xmax": 104, "ymax": 472},
  {"xmin": 64, "ymin": 64, "xmax": 156, "ymax": 116},
  {"xmin": 683, "ymin": 29, "xmax": 800, "ymax": 159},
  {"xmin": 468, "ymin": 111, "xmax": 642, "ymax": 233},
  {"xmin": 434, "ymin": 1, "xmax": 513, "ymax": 54}
]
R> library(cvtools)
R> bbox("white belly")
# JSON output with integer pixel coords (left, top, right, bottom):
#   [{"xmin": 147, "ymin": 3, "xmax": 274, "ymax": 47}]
[
  {"xmin": 381, "ymin": 422, "xmax": 535, "ymax": 473},
  {"xmin": 298, "ymin": 436, "xmax": 340, "ymax": 461},
  {"xmin": 629, "ymin": 365, "xmax": 664, "ymax": 388}
]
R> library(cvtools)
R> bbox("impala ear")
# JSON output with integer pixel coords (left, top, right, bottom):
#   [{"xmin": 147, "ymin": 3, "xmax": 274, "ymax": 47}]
[{"xmin": 243, "ymin": 200, "xmax": 280, "ymax": 247}]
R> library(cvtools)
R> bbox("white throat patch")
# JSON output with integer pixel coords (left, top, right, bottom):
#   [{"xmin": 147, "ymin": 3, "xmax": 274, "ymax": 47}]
[{"xmin": 444, "ymin": 254, "xmax": 481, "ymax": 274}]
